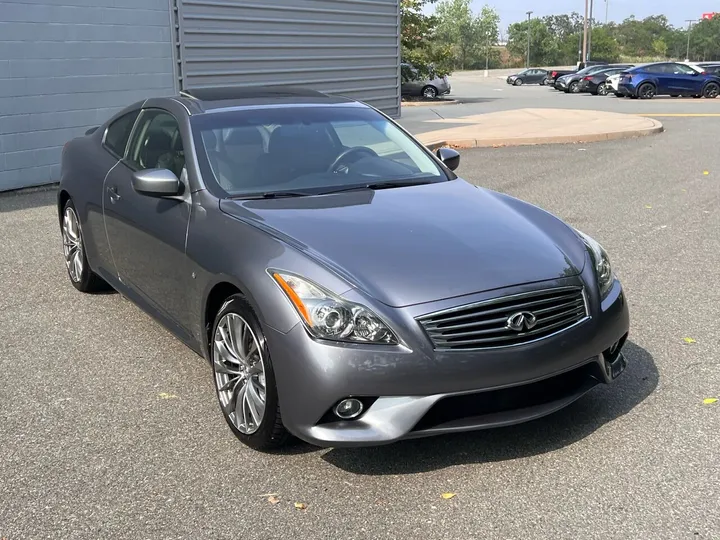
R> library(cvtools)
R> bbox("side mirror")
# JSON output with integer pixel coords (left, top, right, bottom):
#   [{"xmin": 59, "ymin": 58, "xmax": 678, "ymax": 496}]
[
  {"xmin": 436, "ymin": 147, "xmax": 460, "ymax": 171},
  {"xmin": 131, "ymin": 169, "xmax": 182, "ymax": 197}
]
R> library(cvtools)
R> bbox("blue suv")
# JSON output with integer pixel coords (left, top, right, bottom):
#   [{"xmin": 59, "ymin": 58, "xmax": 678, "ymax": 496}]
[{"xmin": 618, "ymin": 62, "xmax": 720, "ymax": 99}]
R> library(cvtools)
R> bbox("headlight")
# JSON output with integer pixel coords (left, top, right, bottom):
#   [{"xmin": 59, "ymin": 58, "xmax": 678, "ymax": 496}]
[
  {"xmin": 575, "ymin": 230, "xmax": 614, "ymax": 298},
  {"xmin": 270, "ymin": 271, "xmax": 399, "ymax": 344}
]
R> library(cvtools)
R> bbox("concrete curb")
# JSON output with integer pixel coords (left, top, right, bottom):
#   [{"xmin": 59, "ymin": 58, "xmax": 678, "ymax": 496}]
[
  {"xmin": 402, "ymin": 99, "xmax": 460, "ymax": 107},
  {"xmin": 421, "ymin": 118, "xmax": 664, "ymax": 150}
]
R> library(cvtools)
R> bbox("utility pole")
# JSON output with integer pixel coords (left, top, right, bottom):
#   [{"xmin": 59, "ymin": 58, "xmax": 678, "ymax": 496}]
[
  {"xmin": 582, "ymin": 0, "xmax": 589, "ymax": 66},
  {"xmin": 526, "ymin": 11, "xmax": 533, "ymax": 68},
  {"xmin": 685, "ymin": 19, "xmax": 695, "ymax": 61}
]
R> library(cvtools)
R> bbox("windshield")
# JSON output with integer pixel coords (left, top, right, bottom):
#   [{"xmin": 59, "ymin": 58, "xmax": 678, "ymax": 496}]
[{"xmin": 191, "ymin": 106, "xmax": 447, "ymax": 197}]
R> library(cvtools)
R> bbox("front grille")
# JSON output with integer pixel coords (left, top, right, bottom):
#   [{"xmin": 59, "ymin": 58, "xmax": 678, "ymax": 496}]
[{"xmin": 417, "ymin": 286, "xmax": 588, "ymax": 351}]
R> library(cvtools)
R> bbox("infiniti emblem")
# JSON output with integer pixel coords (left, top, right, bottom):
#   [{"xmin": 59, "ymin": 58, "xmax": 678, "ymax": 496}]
[{"xmin": 506, "ymin": 311, "xmax": 538, "ymax": 332}]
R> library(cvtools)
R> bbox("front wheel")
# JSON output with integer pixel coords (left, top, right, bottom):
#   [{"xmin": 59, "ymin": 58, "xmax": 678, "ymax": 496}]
[
  {"xmin": 514, "ymin": 78, "xmax": 524, "ymax": 86},
  {"xmin": 421, "ymin": 85, "xmax": 438, "ymax": 99},
  {"xmin": 703, "ymin": 82, "xmax": 720, "ymax": 99},
  {"xmin": 637, "ymin": 83, "xmax": 655, "ymax": 99},
  {"xmin": 569, "ymin": 81, "xmax": 580, "ymax": 93},
  {"xmin": 61, "ymin": 200, "xmax": 109, "ymax": 293},
  {"xmin": 211, "ymin": 294, "xmax": 289, "ymax": 450}
]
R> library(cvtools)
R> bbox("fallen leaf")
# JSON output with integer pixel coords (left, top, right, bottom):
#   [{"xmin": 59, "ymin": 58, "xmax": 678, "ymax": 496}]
[
  {"xmin": 267, "ymin": 496, "xmax": 281, "ymax": 505},
  {"xmin": 260, "ymin": 493, "xmax": 278, "ymax": 498},
  {"xmin": 683, "ymin": 337, "xmax": 697, "ymax": 344},
  {"xmin": 158, "ymin": 392, "xmax": 179, "ymax": 399},
  {"xmin": 644, "ymin": 205, "xmax": 652, "ymax": 209},
  {"xmin": 703, "ymin": 398, "xmax": 718, "ymax": 405},
  {"xmin": 294, "ymin": 502, "xmax": 307, "ymax": 510},
  {"xmin": 441, "ymin": 492, "xmax": 456, "ymax": 500},
  {"xmin": 703, "ymin": 171, "xmax": 709, "ymax": 175},
  {"xmin": 682, "ymin": 188, "xmax": 687, "ymax": 192}
]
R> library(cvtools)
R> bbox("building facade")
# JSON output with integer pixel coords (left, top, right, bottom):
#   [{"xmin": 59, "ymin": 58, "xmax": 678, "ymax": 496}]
[{"xmin": 0, "ymin": 0, "xmax": 401, "ymax": 191}]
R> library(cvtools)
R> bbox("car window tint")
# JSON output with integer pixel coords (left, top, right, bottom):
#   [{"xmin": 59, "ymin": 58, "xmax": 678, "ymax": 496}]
[
  {"xmin": 127, "ymin": 111, "xmax": 185, "ymax": 178},
  {"xmin": 643, "ymin": 64, "xmax": 664, "ymax": 74},
  {"xmin": 103, "ymin": 110, "xmax": 140, "ymax": 158},
  {"xmin": 673, "ymin": 63, "xmax": 696, "ymax": 74},
  {"xmin": 334, "ymin": 121, "xmax": 414, "ymax": 167}
]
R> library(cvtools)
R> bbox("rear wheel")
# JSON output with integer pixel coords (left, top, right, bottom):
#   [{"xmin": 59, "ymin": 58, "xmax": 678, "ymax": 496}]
[
  {"xmin": 703, "ymin": 82, "xmax": 720, "ymax": 98},
  {"xmin": 637, "ymin": 83, "xmax": 655, "ymax": 99},
  {"xmin": 211, "ymin": 294, "xmax": 289, "ymax": 450},
  {"xmin": 541, "ymin": 77, "xmax": 549, "ymax": 86},
  {"xmin": 598, "ymin": 83, "xmax": 609, "ymax": 96},
  {"xmin": 421, "ymin": 85, "xmax": 438, "ymax": 99},
  {"xmin": 61, "ymin": 200, "xmax": 109, "ymax": 293}
]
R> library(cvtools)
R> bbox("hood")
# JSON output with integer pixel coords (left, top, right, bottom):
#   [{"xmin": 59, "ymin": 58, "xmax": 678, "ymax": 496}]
[{"xmin": 220, "ymin": 180, "xmax": 587, "ymax": 308}]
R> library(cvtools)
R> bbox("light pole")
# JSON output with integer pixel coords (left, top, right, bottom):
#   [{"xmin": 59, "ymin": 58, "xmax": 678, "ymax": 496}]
[
  {"xmin": 604, "ymin": 0, "xmax": 609, "ymax": 24},
  {"xmin": 588, "ymin": 0, "xmax": 594, "ymax": 60},
  {"xmin": 526, "ymin": 11, "xmax": 533, "ymax": 68},
  {"xmin": 685, "ymin": 19, "xmax": 695, "ymax": 61},
  {"xmin": 484, "ymin": 29, "xmax": 490, "ymax": 77},
  {"xmin": 582, "ymin": 0, "xmax": 589, "ymax": 66}
]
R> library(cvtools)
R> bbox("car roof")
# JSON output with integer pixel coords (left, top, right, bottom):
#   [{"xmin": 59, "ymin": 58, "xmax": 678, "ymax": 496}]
[{"xmin": 172, "ymin": 85, "xmax": 360, "ymax": 115}]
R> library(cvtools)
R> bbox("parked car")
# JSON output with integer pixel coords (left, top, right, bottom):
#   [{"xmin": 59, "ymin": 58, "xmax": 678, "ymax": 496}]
[
  {"xmin": 401, "ymin": 63, "xmax": 451, "ymax": 99},
  {"xmin": 554, "ymin": 64, "xmax": 610, "ymax": 91},
  {"xmin": 606, "ymin": 72, "xmax": 625, "ymax": 96},
  {"xmin": 546, "ymin": 61, "xmax": 607, "ymax": 87},
  {"xmin": 506, "ymin": 68, "xmax": 549, "ymax": 86},
  {"xmin": 563, "ymin": 65, "xmax": 634, "ymax": 93},
  {"xmin": 698, "ymin": 63, "xmax": 720, "ymax": 75},
  {"xmin": 58, "ymin": 85, "xmax": 630, "ymax": 450},
  {"xmin": 578, "ymin": 67, "xmax": 633, "ymax": 95},
  {"xmin": 618, "ymin": 62, "xmax": 720, "ymax": 99}
]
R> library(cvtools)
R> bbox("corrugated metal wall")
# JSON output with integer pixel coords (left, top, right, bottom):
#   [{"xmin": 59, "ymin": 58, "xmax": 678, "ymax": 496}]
[{"xmin": 175, "ymin": 0, "xmax": 401, "ymax": 117}]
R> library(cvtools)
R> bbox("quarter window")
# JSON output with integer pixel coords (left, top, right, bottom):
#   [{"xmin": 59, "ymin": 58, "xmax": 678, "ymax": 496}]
[{"xmin": 103, "ymin": 110, "xmax": 140, "ymax": 158}]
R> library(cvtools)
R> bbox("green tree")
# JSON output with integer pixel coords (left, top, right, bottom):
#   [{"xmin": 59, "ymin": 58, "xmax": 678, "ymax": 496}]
[
  {"xmin": 588, "ymin": 27, "xmax": 621, "ymax": 61},
  {"xmin": 435, "ymin": 0, "xmax": 478, "ymax": 70},
  {"xmin": 401, "ymin": 0, "xmax": 453, "ymax": 77},
  {"xmin": 690, "ymin": 16, "xmax": 720, "ymax": 61}
]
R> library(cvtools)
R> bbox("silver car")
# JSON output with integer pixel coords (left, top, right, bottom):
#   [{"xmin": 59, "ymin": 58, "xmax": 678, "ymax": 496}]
[
  {"xmin": 58, "ymin": 86, "xmax": 630, "ymax": 451},
  {"xmin": 401, "ymin": 63, "xmax": 452, "ymax": 99}
]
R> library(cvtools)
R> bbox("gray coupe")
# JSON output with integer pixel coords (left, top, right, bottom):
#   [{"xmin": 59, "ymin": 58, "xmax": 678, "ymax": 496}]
[{"xmin": 58, "ymin": 86, "xmax": 630, "ymax": 450}]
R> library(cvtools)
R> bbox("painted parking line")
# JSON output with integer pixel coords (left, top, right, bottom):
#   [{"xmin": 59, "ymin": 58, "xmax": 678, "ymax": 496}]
[{"xmin": 633, "ymin": 113, "xmax": 720, "ymax": 117}]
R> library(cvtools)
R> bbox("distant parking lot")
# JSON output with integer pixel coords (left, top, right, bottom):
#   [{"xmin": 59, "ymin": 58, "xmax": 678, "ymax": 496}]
[{"xmin": 1, "ymin": 98, "xmax": 720, "ymax": 538}]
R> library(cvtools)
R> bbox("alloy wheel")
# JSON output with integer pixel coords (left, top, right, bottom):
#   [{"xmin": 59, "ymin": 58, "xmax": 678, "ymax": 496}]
[
  {"xmin": 638, "ymin": 84, "xmax": 655, "ymax": 99},
  {"xmin": 570, "ymin": 82, "xmax": 579, "ymax": 93},
  {"xmin": 422, "ymin": 86, "xmax": 438, "ymax": 99},
  {"xmin": 598, "ymin": 83, "xmax": 609, "ymax": 96},
  {"xmin": 62, "ymin": 206, "xmax": 84, "ymax": 283},
  {"xmin": 213, "ymin": 313, "xmax": 267, "ymax": 435},
  {"xmin": 704, "ymin": 83, "xmax": 719, "ymax": 99}
]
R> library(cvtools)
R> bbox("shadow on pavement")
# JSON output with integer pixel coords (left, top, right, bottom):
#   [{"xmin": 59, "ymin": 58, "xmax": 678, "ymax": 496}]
[
  {"xmin": 321, "ymin": 341, "xmax": 658, "ymax": 475},
  {"xmin": 0, "ymin": 185, "xmax": 57, "ymax": 213}
]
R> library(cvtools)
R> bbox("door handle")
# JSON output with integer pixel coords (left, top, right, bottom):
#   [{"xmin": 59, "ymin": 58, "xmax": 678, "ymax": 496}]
[{"xmin": 108, "ymin": 185, "xmax": 121, "ymax": 204}]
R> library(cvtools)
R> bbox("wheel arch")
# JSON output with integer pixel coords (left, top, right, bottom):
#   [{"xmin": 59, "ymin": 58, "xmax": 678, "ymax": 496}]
[
  {"xmin": 203, "ymin": 280, "xmax": 246, "ymax": 361},
  {"xmin": 58, "ymin": 189, "xmax": 71, "ymax": 229}
]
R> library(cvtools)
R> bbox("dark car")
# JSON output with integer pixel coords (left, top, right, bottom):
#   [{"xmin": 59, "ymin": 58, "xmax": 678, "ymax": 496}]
[
  {"xmin": 553, "ymin": 64, "xmax": 612, "ymax": 91},
  {"xmin": 698, "ymin": 63, "xmax": 720, "ymax": 75},
  {"xmin": 578, "ymin": 67, "xmax": 633, "ymax": 95},
  {"xmin": 506, "ymin": 68, "xmax": 549, "ymax": 86},
  {"xmin": 562, "ymin": 65, "xmax": 633, "ymax": 93},
  {"xmin": 58, "ymin": 86, "xmax": 630, "ymax": 451},
  {"xmin": 618, "ymin": 62, "xmax": 720, "ymax": 99}
]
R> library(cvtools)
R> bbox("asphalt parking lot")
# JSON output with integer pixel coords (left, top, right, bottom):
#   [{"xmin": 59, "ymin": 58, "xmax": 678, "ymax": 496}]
[{"xmin": 2, "ymin": 115, "xmax": 720, "ymax": 538}]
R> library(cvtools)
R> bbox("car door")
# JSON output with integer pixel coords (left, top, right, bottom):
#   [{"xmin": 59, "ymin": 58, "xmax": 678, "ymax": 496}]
[
  {"xmin": 102, "ymin": 108, "xmax": 195, "ymax": 337},
  {"xmin": 527, "ymin": 70, "xmax": 541, "ymax": 83},
  {"xmin": 662, "ymin": 63, "xmax": 697, "ymax": 93}
]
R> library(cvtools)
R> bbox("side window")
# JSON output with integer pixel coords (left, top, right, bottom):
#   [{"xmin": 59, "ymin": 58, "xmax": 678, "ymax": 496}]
[
  {"xmin": 645, "ymin": 64, "xmax": 665, "ymax": 74},
  {"xmin": 673, "ymin": 64, "xmax": 696, "ymax": 74},
  {"xmin": 103, "ymin": 110, "xmax": 140, "ymax": 158},
  {"xmin": 127, "ymin": 110, "xmax": 185, "ymax": 179}
]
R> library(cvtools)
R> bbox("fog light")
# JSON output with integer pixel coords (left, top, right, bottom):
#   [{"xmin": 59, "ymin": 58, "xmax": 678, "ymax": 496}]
[{"xmin": 334, "ymin": 398, "xmax": 364, "ymax": 420}]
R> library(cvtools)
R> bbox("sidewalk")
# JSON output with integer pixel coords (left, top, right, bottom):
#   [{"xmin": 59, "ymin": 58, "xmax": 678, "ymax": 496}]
[{"xmin": 414, "ymin": 108, "xmax": 664, "ymax": 149}]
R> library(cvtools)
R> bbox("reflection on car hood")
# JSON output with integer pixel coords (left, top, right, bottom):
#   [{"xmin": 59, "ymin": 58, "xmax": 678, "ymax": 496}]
[{"xmin": 221, "ymin": 180, "xmax": 588, "ymax": 308}]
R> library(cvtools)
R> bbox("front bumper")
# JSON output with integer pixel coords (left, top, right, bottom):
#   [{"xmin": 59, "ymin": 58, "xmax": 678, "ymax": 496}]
[{"xmin": 266, "ymin": 271, "xmax": 631, "ymax": 448}]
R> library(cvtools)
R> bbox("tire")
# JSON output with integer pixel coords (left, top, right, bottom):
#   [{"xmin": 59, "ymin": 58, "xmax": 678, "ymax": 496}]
[
  {"xmin": 421, "ymin": 85, "xmax": 438, "ymax": 99},
  {"xmin": 513, "ymin": 78, "xmax": 524, "ymax": 86},
  {"xmin": 61, "ymin": 199, "xmax": 109, "ymax": 293},
  {"xmin": 703, "ymin": 82, "xmax": 720, "ymax": 99},
  {"xmin": 211, "ymin": 294, "xmax": 289, "ymax": 451},
  {"xmin": 541, "ymin": 78, "xmax": 549, "ymax": 86},
  {"xmin": 569, "ymin": 81, "xmax": 580, "ymax": 93},
  {"xmin": 598, "ymin": 83, "xmax": 609, "ymax": 96},
  {"xmin": 637, "ymin": 83, "xmax": 656, "ymax": 99}
]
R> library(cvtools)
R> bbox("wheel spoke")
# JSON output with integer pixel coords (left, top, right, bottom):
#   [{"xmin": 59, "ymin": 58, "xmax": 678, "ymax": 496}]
[
  {"xmin": 213, "ymin": 356, "xmax": 243, "ymax": 377},
  {"xmin": 217, "ymin": 328, "xmax": 242, "ymax": 365},
  {"xmin": 234, "ymin": 383, "xmax": 248, "ymax": 428},
  {"xmin": 72, "ymin": 250, "xmax": 83, "ymax": 279},
  {"xmin": 245, "ymin": 382, "xmax": 264, "ymax": 426}
]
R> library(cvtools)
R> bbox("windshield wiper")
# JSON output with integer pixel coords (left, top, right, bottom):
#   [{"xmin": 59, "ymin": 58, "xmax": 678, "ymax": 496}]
[
  {"xmin": 231, "ymin": 190, "xmax": 314, "ymax": 200},
  {"xmin": 320, "ymin": 179, "xmax": 433, "ymax": 195}
]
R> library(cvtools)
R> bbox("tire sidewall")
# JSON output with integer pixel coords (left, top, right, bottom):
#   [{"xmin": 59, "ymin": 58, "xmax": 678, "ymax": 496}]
[
  {"xmin": 422, "ymin": 86, "xmax": 438, "ymax": 99},
  {"xmin": 514, "ymin": 78, "xmax": 523, "ymax": 86},
  {"xmin": 703, "ymin": 82, "xmax": 719, "ymax": 98},
  {"xmin": 638, "ymin": 83, "xmax": 655, "ymax": 99},
  {"xmin": 211, "ymin": 294, "xmax": 284, "ymax": 449}
]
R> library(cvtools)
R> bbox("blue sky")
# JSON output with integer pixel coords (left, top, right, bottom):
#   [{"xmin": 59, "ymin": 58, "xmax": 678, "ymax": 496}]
[{"xmin": 426, "ymin": 0, "xmax": 715, "ymax": 32}]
